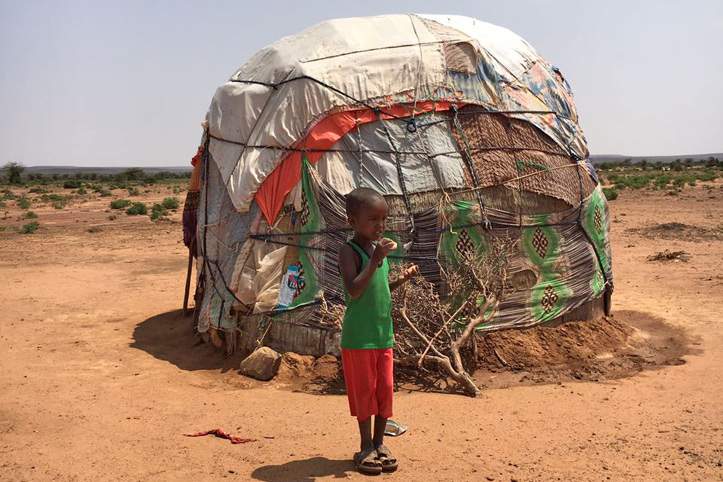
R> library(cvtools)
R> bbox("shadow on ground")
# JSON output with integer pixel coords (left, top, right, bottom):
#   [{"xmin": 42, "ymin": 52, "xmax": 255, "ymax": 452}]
[
  {"xmin": 130, "ymin": 309, "xmax": 243, "ymax": 373},
  {"xmin": 251, "ymin": 457, "xmax": 353, "ymax": 481}
]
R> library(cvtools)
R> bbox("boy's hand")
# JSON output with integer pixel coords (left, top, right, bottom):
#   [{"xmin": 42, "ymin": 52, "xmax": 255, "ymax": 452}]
[
  {"xmin": 399, "ymin": 264, "xmax": 420, "ymax": 283},
  {"xmin": 373, "ymin": 238, "xmax": 397, "ymax": 261}
]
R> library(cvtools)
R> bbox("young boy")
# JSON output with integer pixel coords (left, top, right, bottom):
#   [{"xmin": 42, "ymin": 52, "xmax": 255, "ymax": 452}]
[{"xmin": 338, "ymin": 187, "xmax": 419, "ymax": 474}]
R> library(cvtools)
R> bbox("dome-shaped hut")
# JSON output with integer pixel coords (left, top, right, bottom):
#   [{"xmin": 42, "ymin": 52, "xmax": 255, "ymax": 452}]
[{"xmin": 184, "ymin": 14, "xmax": 613, "ymax": 356}]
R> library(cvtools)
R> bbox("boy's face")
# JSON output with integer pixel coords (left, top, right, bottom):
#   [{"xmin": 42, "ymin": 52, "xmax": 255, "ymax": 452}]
[{"xmin": 349, "ymin": 198, "xmax": 388, "ymax": 241}]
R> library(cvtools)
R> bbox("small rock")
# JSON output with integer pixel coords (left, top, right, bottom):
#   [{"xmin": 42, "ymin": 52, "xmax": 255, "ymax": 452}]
[{"xmin": 239, "ymin": 347, "xmax": 281, "ymax": 381}]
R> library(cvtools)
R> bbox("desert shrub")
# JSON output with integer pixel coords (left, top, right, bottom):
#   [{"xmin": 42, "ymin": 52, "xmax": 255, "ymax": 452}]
[
  {"xmin": 697, "ymin": 170, "xmax": 718, "ymax": 182},
  {"xmin": 653, "ymin": 174, "xmax": 672, "ymax": 189},
  {"xmin": 127, "ymin": 186, "xmax": 140, "ymax": 196},
  {"xmin": 0, "ymin": 226, "xmax": 5, "ymax": 232},
  {"xmin": 673, "ymin": 177, "xmax": 688, "ymax": 189},
  {"xmin": 28, "ymin": 187, "xmax": 47, "ymax": 194},
  {"xmin": 108, "ymin": 182, "xmax": 128, "ymax": 190},
  {"xmin": 125, "ymin": 202, "xmax": 147, "ymax": 215},
  {"xmin": 76, "ymin": 187, "xmax": 87, "ymax": 195},
  {"xmin": 24, "ymin": 211, "xmax": 38, "ymax": 219},
  {"xmin": 602, "ymin": 188, "xmax": 618, "ymax": 201},
  {"xmin": 63, "ymin": 180, "xmax": 81, "ymax": 189},
  {"xmin": 108, "ymin": 214, "xmax": 117, "ymax": 221},
  {"xmin": 161, "ymin": 196, "xmax": 180, "ymax": 210},
  {"xmin": 51, "ymin": 199, "xmax": 67, "ymax": 209},
  {"xmin": 17, "ymin": 197, "xmax": 31, "ymax": 209},
  {"xmin": 87, "ymin": 226, "xmax": 102, "ymax": 233},
  {"xmin": 110, "ymin": 199, "xmax": 132, "ymax": 210},
  {"xmin": 150, "ymin": 203, "xmax": 167, "ymax": 221},
  {"xmin": 40, "ymin": 193, "xmax": 66, "ymax": 202},
  {"xmin": 99, "ymin": 190, "xmax": 112, "ymax": 197},
  {"xmin": 2, "ymin": 189, "xmax": 15, "ymax": 200},
  {"xmin": 0, "ymin": 200, "xmax": 5, "ymax": 209},
  {"xmin": 19, "ymin": 221, "xmax": 40, "ymax": 234}
]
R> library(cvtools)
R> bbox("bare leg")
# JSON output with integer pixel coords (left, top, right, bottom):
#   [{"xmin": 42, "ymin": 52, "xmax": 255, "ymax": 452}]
[
  {"xmin": 358, "ymin": 417, "xmax": 374, "ymax": 452},
  {"xmin": 372, "ymin": 415, "xmax": 387, "ymax": 448}
]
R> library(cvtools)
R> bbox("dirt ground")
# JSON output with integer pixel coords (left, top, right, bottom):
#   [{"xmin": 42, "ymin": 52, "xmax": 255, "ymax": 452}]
[{"xmin": 1, "ymin": 183, "xmax": 722, "ymax": 482}]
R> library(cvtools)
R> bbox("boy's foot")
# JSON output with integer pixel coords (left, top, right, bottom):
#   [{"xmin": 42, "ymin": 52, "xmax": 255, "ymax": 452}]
[
  {"xmin": 354, "ymin": 449, "xmax": 382, "ymax": 474},
  {"xmin": 375, "ymin": 444, "xmax": 398, "ymax": 472}
]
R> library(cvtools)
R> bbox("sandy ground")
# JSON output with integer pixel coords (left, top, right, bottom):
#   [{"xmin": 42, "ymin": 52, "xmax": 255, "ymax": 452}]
[{"xmin": 1, "ymin": 184, "xmax": 722, "ymax": 482}]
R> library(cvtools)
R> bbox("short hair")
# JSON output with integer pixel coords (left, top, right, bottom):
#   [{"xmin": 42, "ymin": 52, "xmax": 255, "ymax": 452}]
[{"xmin": 345, "ymin": 187, "xmax": 385, "ymax": 216}]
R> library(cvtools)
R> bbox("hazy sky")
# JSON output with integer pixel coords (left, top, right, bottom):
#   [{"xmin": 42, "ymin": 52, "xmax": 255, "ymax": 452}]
[{"xmin": 1, "ymin": 0, "xmax": 721, "ymax": 167}]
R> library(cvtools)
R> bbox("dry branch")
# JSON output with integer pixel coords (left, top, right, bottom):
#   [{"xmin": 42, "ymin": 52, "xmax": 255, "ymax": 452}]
[{"xmin": 391, "ymin": 234, "xmax": 516, "ymax": 396}]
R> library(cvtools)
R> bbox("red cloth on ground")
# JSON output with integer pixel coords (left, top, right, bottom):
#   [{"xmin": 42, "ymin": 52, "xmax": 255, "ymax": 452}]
[
  {"xmin": 184, "ymin": 428, "xmax": 256, "ymax": 444},
  {"xmin": 342, "ymin": 348, "xmax": 394, "ymax": 422}
]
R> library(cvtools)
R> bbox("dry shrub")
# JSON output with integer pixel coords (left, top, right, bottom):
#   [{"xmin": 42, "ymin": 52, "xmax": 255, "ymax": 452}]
[{"xmin": 392, "ymin": 234, "xmax": 516, "ymax": 396}]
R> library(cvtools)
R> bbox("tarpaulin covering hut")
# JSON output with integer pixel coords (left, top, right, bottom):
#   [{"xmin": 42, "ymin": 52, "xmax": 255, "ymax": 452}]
[{"xmin": 185, "ymin": 14, "xmax": 613, "ymax": 356}]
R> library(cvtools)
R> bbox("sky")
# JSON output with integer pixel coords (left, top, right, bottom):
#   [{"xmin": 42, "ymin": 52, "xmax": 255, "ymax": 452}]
[{"xmin": 0, "ymin": 0, "xmax": 721, "ymax": 167}]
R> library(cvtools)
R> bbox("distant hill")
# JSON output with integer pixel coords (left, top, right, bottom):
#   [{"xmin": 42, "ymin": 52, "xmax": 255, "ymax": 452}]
[
  {"xmin": 19, "ymin": 153, "xmax": 723, "ymax": 174},
  {"xmin": 589, "ymin": 153, "xmax": 722, "ymax": 165},
  {"xmin": 23, "ymin": 166, "xmax": 193, "ymax": 175}
]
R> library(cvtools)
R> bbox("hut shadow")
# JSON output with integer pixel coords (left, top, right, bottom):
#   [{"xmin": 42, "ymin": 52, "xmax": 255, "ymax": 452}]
[
  {"xmin": 251, "ymin": 457, "xmax": 353, "ymax": 481},
  {"xmin": 130, "ymin": 309, "xmax": 243, "ymax": 373}
]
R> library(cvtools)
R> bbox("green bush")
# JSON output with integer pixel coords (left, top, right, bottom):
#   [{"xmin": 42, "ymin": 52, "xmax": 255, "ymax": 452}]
[
  {"xmin": 697, "ymin": 171, "xmax": 718, "ymax": 182},
  {"xmin": 87, "ymin": 226, "xmax": 102, "ymax": 233},
  {"xmin": 110, "ymin": 199, "xmax": 132, "ymax": 210},
  {"xmin": 2, "ymin": 189, "xmax": 16, "ymax": 200},
  {"xmin": 63, "ymin": 180, "xmax": 81, "ymax": 189},
  {"xmin": 125, "ymin": 202, "xmax": 147, "ymax": 215},
  {"xmin": 150, "ymin": 203, "xmax": 166, "ymax": 221},
  {"xmin": 28, "ymin": 187, "xmax": 47, "ymax": 194},
  {"xmin": 24, "ymin": 211, "xmax": 38, "ymax": 219},
  {"xmin": 17, "ymin": 197, "xmax": 30, "ymax": 209},
  {"xmin": 19, "ymin": 221, "xmax": 40, "ymax": 234},
  {"xmin": 127, "ymin": 186, "xmax": 140, "ymax": 196},
  {"xmin": 161, "ymin": 196, "xmax": 181, "ymax": 210},
  {"xmin": 673, "ymin": 177, "xmax": 687, "ymax": 189},
  {"xmin": 51, "ymin": 199, "xmax": 67, "ymax": 209},
  {"xmin": 99, "ymin": 190, "xmax": 112, "ymax": 197},
  {"xmin": 602, "ymin": 188, "xmax": 618, "ymax": 201},
  {"xmin": 76, "ymin": 187, "xmax": 87, "ymax": 195},
  {"xmin": 653, "ymin": 174, "xmax": 672, "ymax": 189}
]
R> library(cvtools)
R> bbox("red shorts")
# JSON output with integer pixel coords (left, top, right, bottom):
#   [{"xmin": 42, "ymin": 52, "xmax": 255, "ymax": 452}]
[{"xmin": 341, "ymin": 348, "xmax": 394, "ymax": 422}]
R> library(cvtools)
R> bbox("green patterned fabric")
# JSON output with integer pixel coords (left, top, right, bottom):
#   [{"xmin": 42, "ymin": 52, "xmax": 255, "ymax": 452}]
[
  {"xmin": 582, "ymin": 186, "xmax": 611, "ymax": 274},
  {"xmin": 289, "ymin": 157, "xmax": 322, "ymax": 308},
  {"xmin": 439, "ymin": 201, "xmax": 488, "ymax": 269},
  {"xmin": 522, "ymin": 216, "xmax": 572, "ymax": 323}
]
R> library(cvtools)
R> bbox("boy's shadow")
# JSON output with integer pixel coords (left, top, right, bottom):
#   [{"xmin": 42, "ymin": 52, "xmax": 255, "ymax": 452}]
[{"xmin": 251, "ymin": 457, "xmax": 354, "ymax": 481}]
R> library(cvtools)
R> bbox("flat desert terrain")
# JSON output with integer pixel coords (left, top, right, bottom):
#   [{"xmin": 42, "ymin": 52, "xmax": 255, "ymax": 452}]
[{"xmin": 1, "ymin": 183, "xmax": 722, "ymax": 482}]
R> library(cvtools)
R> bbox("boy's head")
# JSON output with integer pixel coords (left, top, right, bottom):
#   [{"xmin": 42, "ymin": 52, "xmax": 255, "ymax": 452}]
[{"xmin": 345, "ymin": 187, "xmax": 388, "ymax": 241}]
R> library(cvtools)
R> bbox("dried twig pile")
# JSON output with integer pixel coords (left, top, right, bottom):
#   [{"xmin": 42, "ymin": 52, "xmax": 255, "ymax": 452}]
[{"xmin": 392, "ymin": 235, "xmax": 516, "ymax": 396}]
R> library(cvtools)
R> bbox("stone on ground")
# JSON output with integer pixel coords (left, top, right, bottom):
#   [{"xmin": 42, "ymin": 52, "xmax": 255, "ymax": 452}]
[{"xmin": 239, "ymin": 347, "xmax": 281, "ymax": 381}]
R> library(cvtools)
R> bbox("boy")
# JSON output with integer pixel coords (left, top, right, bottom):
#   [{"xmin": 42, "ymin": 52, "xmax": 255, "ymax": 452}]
[{"xmin": 338, "ymin": 187, "xmax": 419, "ymax": 474}]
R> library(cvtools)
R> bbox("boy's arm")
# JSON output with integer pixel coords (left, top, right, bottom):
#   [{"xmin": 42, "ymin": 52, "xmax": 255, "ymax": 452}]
[
  {"xmin": 389, "ymin": 264, "xmax": 420, "ymax": 291},
  {"xmin": 338, "ymin": 241, "xmax": 394, "ymax": 299}
]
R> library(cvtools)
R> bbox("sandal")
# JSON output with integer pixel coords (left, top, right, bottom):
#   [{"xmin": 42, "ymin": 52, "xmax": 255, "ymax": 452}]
[
  {"xmin": 353, "ymin": 449, "xmax": 382, "ymax": 474},
  {"xmin": 375, "ymin": 444, "xmax": 398, "ymax": 472}
]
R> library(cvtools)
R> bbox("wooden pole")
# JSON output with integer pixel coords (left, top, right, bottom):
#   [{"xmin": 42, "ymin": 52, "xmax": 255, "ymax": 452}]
[{"xmin": 183, "ymin": 239, "xmax": 195, "ymax": 316}]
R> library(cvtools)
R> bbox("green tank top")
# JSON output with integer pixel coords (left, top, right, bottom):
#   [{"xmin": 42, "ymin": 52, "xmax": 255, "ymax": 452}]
[{"xmin": 340, "ymin": 240, "xmax": 394, "ymax": 349}]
